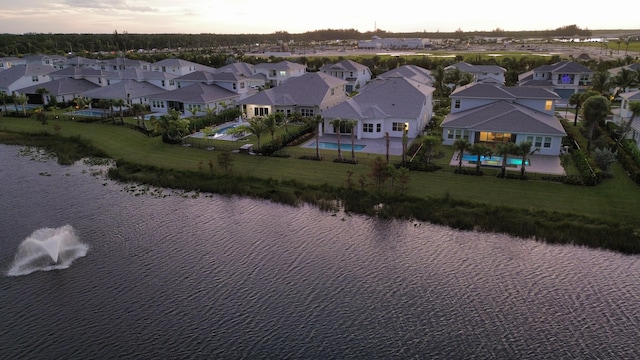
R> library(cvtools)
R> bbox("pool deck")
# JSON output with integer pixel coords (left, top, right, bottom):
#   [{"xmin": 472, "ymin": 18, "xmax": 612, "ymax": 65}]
[
  {"xmin": 306, "ymin": 135, "xmax": 405, "ymax": 156},
  {"xmin": 449, "ymin": 151, "xmax": 565, "ymax": 176}
]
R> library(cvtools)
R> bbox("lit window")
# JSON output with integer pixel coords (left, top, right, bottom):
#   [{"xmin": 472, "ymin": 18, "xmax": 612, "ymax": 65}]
[{"xmin": 545, "ymin": 100, "xmax": 553, "ymax": 111}]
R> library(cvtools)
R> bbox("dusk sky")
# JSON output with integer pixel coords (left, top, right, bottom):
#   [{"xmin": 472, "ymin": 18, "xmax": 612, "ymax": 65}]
[{"xmin": 1, "ymin": 0, "xmax": 639, "ymax": 35}]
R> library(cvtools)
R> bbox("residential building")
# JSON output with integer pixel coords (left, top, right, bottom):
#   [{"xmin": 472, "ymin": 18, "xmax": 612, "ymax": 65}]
[
  {"xmin": 518, "ymin": 61, "xmax": 594, "ymax": 100},
  {"xmin": 17, "ymin": 77, "xmax": 100, "ymax": 105},
  {"xmin": 80, "ymin": 79, "xmax": 165, "ymax": 106},
  {"xmin": 149, "ymin": 58, "xmax": 214, "ymax": 76},
  {"xmin": 441, "ymin": 83, "xmax": 566, "ymax": 156},
  {"xmin": 615, "ymin": 91, "xmax": 640, "ymax": 149},
  {"xmin": 445, "ymin": 62, "xmax": 506, "ymax": 84},
  {"xmin": 254, "ymin": 60, "xmax": 306, "ymax": 87},
  {"xmin": 147, "ymin": 82, "xmax": 239, "ymax": 115},
  {"xmin": 0, "ymin": 64, "xmax": 54, "ymax": 96},
  {"xmin": 377, "ymin": 65, "xmax": 434, "ymax": 86},
  {"xmin": 322, "ymin": 76, "xmax": 435, "ymax": 139},
  {"xmin": 319, "ymin": 60, "xmax": 372, "ymax": 93},
  {"xmin": 238, "ymin": 72, "xmax": 347, "ymax": 119}
]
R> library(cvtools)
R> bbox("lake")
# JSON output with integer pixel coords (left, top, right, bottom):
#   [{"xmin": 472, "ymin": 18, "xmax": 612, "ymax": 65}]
[{"xmin": 1, "ymin": 144, "xmax": 639, "ymax": 359}]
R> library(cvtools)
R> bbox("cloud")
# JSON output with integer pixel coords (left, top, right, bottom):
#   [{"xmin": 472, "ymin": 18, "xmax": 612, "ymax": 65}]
[{"xmin": 64, "ymin": 0, "xmax": 157, "ymax": 12}]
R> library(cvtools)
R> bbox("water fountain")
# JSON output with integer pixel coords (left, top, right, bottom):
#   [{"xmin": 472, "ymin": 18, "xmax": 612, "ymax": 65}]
[{"xmin": 7, "ymin": 225, "xmax": 89, "ymax": 276}]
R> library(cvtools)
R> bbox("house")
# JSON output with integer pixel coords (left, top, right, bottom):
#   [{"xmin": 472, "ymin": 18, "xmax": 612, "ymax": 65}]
[
  {"xmin": 59, "ymin": 56, "xmax": 101, "ymax": 70},
  {"xmin": 254, "ymin": 60, "xmax": 306, "ymax": 87},
  {"xmin": 147, "ymin": 82, "xmax": 239, "ymax": 115},
  {"xmin": 0, "ymin": 64, "xmax": 54, "ymax": 96},
  {"xmin": 215, "ymin": 62, "xmax": 265, "ymax": 89},
  {"xmin": 319, "ymin": 60, "xmax": 372, "ymax": 93},
  {"xmin": 377, "ymin": 64, "xmax": 434, "ymax": 86},
  {"xmin": 175, "ymin": 70, "xmax": 255, "ymax": 98},
  {"xmin": 80, "ymin": 79, "xmax": 165, "ymax": 106},
  {"xmin": 321, "ymin": 76, "xmax": 435, "ymax": 139},
  {"xmin": 16, "ymin": 77, "xmax": 100, "ymax": 105},
  {"xmin": 441, "ymin": 83, "xmax": 566, "ymax": 156},
  {"xmin": 518, "ymin": 61, "xmax": 594, "ymax": 100},
  {"xmin": 615, "ymin": 91, "xmax": 640, "ymax": 149},
  {"xmin": 238, "ymin": 72, "xmax": 347, "ymax": 119},
  {"xmin": 149, "ymin": 58, "xmax": 214, "ymax": 76},
  {"xmin": 0, "ymin": 57, "xmax": 25, "ymax": 71},
  {"xmin": 48, "ymin": 67, "xmax": 110, "ymax": 87},
  {"xmin": 445, "ymin": 62, "xmax": 506, "ymax": 84},
  {"xmin": 98, "ymin": 58, "xmax": 151, "ymax": 72}
]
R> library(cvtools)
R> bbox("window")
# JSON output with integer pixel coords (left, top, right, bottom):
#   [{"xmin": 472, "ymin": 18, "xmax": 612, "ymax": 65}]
[
  {"xmin": 376, "ymin": 124, "xmax": 381, "ymax": 133},
  {"xmin": 363, "ymin": 123, "xmax": 373, "ymax": 132},
  {"xmin": 479, "ymin": 132, "xmax": 512, "ymax": 143},
  {"xmin": 545, "ymin": 100, "xmax": 553, "ymax": 111},
  {"xmin": 454, "ymin": 99, "xmax": 461, "ymax": 109},
  {"xmin": 447, "ymin": 129, "xmax": 470, "ymax": 140},
  {"xmin": 31, "ymin": 75, "xmax": 39, "ymax": 82},
  {"xmin": 161, "ymin": 80, "xmax": 166, "ymax": 87},
  {"xmin": 534, "ymin": 136, "xmax": 542, "ymax": 148},
  {"xmin": 240, "ymin": 82, "xmax": 245, "ymax": 89},
  {"xmin": 543, "ymin": 137, "xmax": 552, "ymax": 148},
  {"xmin": 392, "ymin": 122, "xmax": 404, "ymax": 131},
  {"xmin": 233, "ymin": 83, "xmax": 237, "ymax": 90},
  {"xmin": 279, "ymin": 70, "xmax": 287, "ymax": 77},
  {"xmin": 300, "ymin": 108, "xmax": 314, "ymax": 117},
  {"xmin": 270, "ymin": 70, "xmax": 276, "ymax": 77}
]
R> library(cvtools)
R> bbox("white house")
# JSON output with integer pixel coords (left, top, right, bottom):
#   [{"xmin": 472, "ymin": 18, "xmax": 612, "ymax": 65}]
[
  {"xmin": 0, "ymin": 64, "xmax": 54, "ymax": 96},
  {"xmin": 254, "ymin": 60, "xmax": 307, "ymax": 87},
  {"xmin": 321, "ymin": 76, "xmax": 435, "ymax": 139},
  {"xmin": 149, "ymin": 58, "xmax": 215, "ymax": 76},
  {"xmin": 518, "ymin": 61, "xmax": 594, "ymax": 100},
  {"xmin": 319, "ymin": 60, "xmax": 372, "ymax": 93},
  {"xmin": 238, "ymin": 72, "xmax": 347, "ymax": 119},
  {"xmin": 441, "ymin": 83, "xmax": 566, "ymax": 156},
  {"xmin": 616, "ymin": 91, "xmax": 640, "ymax": 149},
  {"xmin": 147, "ymin": 82, "xmax": 239, "ymax": 115},
  {"xmin": 377, "ymin": 64, "xmax": 434, "ymax": 86},
  {"xmin": 80, "ymin": 79, "xmax": 165, "ymax": 106},
  {"xmin": 445, "ymin": 62, "xmax": 506, "ymax": 84},
  {"xmin": 215, "ymin": 61, "xmax": 265, "ymax": 89},
  {"xmin": 17, "ymin": 77, "xmax": 100, "ymax": 105}
]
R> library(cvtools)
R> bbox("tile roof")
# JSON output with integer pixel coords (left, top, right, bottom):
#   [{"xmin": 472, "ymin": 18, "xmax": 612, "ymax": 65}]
[
  {"xmin": 238, "ymin": 72, "xmax": 346, "ymax": 106},
  {"xmin": 18, "ymin": 78, "xmax": 99, "ymax": 95},
  {"xmin": 0, "ymin": 64, "xmax": 54, "ymax": 88},
  {"xmin": 80, "ymin": 79, "xmax": 165, "ymax": 100},
  {"xmin": 148, "ymin": 83, "xmax": 237, "ymax": 103}
]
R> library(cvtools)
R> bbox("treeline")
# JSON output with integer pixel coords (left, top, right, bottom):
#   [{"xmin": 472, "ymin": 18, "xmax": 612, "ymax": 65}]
[{"xmin": 0, "ymin": 25, "xmax": 594, "ymax": 57}]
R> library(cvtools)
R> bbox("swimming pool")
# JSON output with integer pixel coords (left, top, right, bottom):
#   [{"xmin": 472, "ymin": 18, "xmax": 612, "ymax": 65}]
[
  {"xmin": 66, "ymin": 109, "xmax": 108, "ymax": 117},
  {"xmin": 461, "ymin": 154, "xmax": 529, "ymax": 166},
  {"xmin": 314, "ymin": 142, "xmax": 366, "ymax": 151}
]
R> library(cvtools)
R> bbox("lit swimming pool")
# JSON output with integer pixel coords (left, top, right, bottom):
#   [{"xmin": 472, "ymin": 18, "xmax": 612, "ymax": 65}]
[
  {"xmin": 315, "ymin": 142, "xmax": 366, "ymax": 151},
  {"xmin": 66, "ymin": 109, "xmax": 107, "ymax": 117},
  {"xmin": 461, "ymin": 154, "xmax": 529, "ymax": 166}
]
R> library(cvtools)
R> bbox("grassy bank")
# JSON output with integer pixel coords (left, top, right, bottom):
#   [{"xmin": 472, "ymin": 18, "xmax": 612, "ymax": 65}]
[{"xmin": 2, "ymin": 116, "xmax": 640, "ymax": 254}]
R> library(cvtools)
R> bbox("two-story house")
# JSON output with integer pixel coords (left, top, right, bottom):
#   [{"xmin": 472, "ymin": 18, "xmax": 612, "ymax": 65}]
[
  {"xmin": 445, "ymin": 62, "xmax": 506, "ymax": 84},
  {"xmin": 377, "ymin": 64, "xmax": 434, "ymax": 86},
  {"xmin": 254, "ymin": 60, "xmax": 306, "ymax": 87},
  {"xmin": 441, "ymin": 83, "xmax": 566, "ymax": 156},
  {"xmin": 238, "ymin": 72, "xmax": 347, "ymax": 119},
  {"xmin": 616, "ymin": 91, "xmax": 640, "ymax": 149},
  {"xmin": 149, "ymin": 58, "xmax": 215, "ymax": 76},
  {"xmin": 322, "ymin": 76, "xmax": 435, "ymax": 140},
  {"xmin": 518, "ymin": 61, "xmax": 594, "ymax": 101},
  {"xmin": 0, "ymin": 64, "xmax": 54, "ymax": 96},
  {"xmin": 319, "ymin": 60, "xmax": 372, "ymax": 93}
]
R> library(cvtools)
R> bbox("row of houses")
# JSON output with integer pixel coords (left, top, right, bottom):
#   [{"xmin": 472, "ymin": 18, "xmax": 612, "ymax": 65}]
[{"xmin": 2, "ymin": 54, "xmax": 636, "ymax": 156}]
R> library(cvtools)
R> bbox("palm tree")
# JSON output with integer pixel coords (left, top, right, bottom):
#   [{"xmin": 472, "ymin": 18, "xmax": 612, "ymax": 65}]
[
  {"xmin": 612, "ymin": 68, "xmax": 637, "ymax": 97},
  {"xmin": 569, "ymin": 90, "xmax": 598, "ymax": 126},
  {"xmin": 35, "ymin": 87, "xmax": 50, "ymax": 106},
  {"xmin": 131, "ymin": 103, "xmax": 145, "ymax": 128},
  {"xmin": 113, "ymin": 98, "xmax": 126, "ymax": 124},
  {"xmin": 469, "ymin": 143, "xmax": 492, "ymax": 175},
  {"xmin": 330, "ymin": 118, "xmax": 344, "ymax": 161},
  {"xmin": 590, "ymin": 71, "xmax": 611, "ymax": 96},
  {"xmin": 14, "ymin": 93, "xmax": 29, "ymax": 117},
  {"xmin": 514, "ymin": 141, "xmax": 536, "ymax": 180},
  {"xmin": 264, "ymin": 113, "xmax": 277, "ymax": 140},
  {"xmin": 151, "ymin": 109, "xmax": 189, "ymax": 143},
  {"xmin": 432, "ymin": 65, "xmax": 447, "ymax": 97},
  {"xmin": 305, "ymin": 114, "xmax": 323, "ymax": 160},
  {"xmin": 618, "ymin": 101, "xmax": 640, "ymax": 145},
  {"xmin": 495, "ymin": 142, "xmax": 518, "ymax": 178},
  {"xmin": 453, "ymin": 138, "xmax": 471, "ymax": 171},
  {"xmin": 0, "ymin": 92, "xmax": 10, "ymax": 113},
  {"xmin": 343, "ymin": 119, "xmax": 358, "ymax": 162},
  {"xmin": 236, "ymin": 116, "xmax": 268, "ymax": 150},
  {"xmin": 582, "ymin": 95, "xmax": 611, "ymax": 152}
]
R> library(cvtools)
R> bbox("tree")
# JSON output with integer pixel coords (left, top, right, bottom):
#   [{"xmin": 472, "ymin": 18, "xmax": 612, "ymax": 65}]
[
  {"xmin": 343, "ymin": 119, "xmax": 358, "ymax": 163},
  {"xmin": 113, "ymin": 98, "xmax": 126, "ymax": 124},
  {"xmin": 420, "ymin": 135, "xmax": 441, "ymax": 165},
  {"xmin": 369, "ymin": 156, "xmax": 390, "ymax": 192},
  {"xmin": 453, "ymin": 138, "xmax": 471, "ymax": 171},
  {"xmin": 469, "ymin": 143, "xmax": 492, "ymax": 175},
  {"xmin": 35, "ymin": 87, "xmax": 50, "ymax": 106},
  {"xmin": 151, "ymin": 109, "xmax": 189, "ymax": 143},
  {"xmin": 569, "ymin": 90, "xmax": 598, "ymax": 126},
  {"xmin": 14, "ymin": 93, "xmax": 28, "ymax": 116},
  {"xmin": 131, "ymin": 103, "xmax": 146, "ymax": 129},
  {"xmin": 581, "ymin": 95, "xmax": 611, "ymax": 152},
  {"xmin": 593, "ymin": 147, "xmax": 617, "ymax": 175},
  {"xmin": 612, "ymin": 68, "xmax": 637, "ymax": 97},
  {"xmin": 618, "ymin": 101, "xmax": 640, "ymax": 145},
  {"xmin": 590, "ymin": 71, "xmax": 611, "ymax": 96},
  {"xmin": 330, "ymin": 118, "xmax": 344, "ymax": 161},
  {"xmin": 305, "ymin": 114, "xmax": 324, "ymax": 160},
  {"xmin": 236, "ymin": 116, "xmax": 268, "ymax": 150},
  {"xmin": 217, "ymin": 152, "xmax": 233, "ymax": 175},
  {"xmin": 264, "ymin": 113, "xmax": 278, "ymax": 140},
  {"xmin": 513, "ymin": 141, "xmax": 536, "ymax": 180},
  {"xmin": 495, "ymin": 142, "xmax": 518, "ymax": 178}
]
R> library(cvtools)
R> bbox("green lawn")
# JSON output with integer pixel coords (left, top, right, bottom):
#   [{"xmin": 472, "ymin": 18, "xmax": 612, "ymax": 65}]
[{"xmin": 3, "ymin": 115, "xmax": 640, "ymax": 226}]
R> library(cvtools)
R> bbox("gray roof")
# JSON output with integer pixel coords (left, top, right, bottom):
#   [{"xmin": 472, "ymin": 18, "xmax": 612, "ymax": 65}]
[
  {"xmin": 238, "ymin": 72, "xmax": 346, "ymax": 107},
  {"xmin": 323, "ymin": 76, "xmax": 434, "ymax": 119},
  {"xmin": 451, "ymin": 83, "xmax": 559, "ymax": 100},
  {"xmin": 150, "ymin": 58, "xmax": 215, "ymax": 72},
  {"xmin": 441, "ymin": 100, "xmax": 566, "ymax": 136},
  {"xmin": 148, "ymin": 83, "xmax": 237, "ymax": 103},
  {"xmin": 446, "ymin": 61, "xmax": 505, "ymax": 74},
  {"xmin": 254, "ymin": 60, "xmax": 306, "ymax": 71},
  {"xmin": 62, "ymin": 56, "xmax": 100, "ymax": 67},
  {"xmin": 49, "ymin": 67, "xmax": 105, "ymax": 78},
  {"xmin": 620, "ymin": 91, "xmax": 640, "ymax": 101},
  {"xmin": 319, "ymin": 60, "xmax": 370, "ymax": 73},
  {"xmin": 215, "ymin": 62, "xmax": 255, "ymax": 76},
  {"xmin": 80, "ymin": 80, "xmax": 165, "ymax": 100},
  {"xmin": 377, "ymin": 65, "xmax": 433, "ymax": 85},
  {"xmin": 18, "ymin": 78, "xmax": 99, "ymax": 95},
  {"xmin": 0, "ymin": 64, "xmax": 54, "ymax": 88},
  {"xmin": 534, "ymin": 61, "xmax": 594, "ymax": 74}
]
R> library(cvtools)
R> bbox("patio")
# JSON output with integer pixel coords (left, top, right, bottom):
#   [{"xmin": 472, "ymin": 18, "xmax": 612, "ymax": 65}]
[{"xmin": 449, "ymin": 151, "xmax": 565, "ymax": 176}]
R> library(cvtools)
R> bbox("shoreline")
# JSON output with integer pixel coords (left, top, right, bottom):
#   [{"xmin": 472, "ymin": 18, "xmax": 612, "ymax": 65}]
[{"xmin": 1, "ymin": 130, "xmax": 638, "ymax": 255}]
